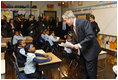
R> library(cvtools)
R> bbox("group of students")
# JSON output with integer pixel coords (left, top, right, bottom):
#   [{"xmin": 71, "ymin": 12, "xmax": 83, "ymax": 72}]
[
  {"xmin": 40, "ymin": 29, "xmax": 59, "ymax": 47},
  {"xmin": 15, "ymin": 39, "xmax": 52, "ymax": 79},
  {"xmin": 15, "ymin": 33, "xmax": 74, "ymax": 79}
]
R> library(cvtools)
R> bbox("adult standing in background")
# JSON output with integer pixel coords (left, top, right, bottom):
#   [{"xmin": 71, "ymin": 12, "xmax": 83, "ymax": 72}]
[
  {"xmin": 89, "ymin": 14, "xmax": 100, "ymax": 37},
  {"xmin": 8, "ymin": 18, "xmax": 16, "ymax": 37},
  {"xmin": 62, "ymin": 10, "xmax": 101, "ymax": 79}
]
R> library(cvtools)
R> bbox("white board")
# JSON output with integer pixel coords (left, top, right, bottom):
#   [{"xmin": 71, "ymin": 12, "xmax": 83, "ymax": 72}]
[{"xmin": 92, "ymin": 7, "xmax": 117, "ymax": 36}]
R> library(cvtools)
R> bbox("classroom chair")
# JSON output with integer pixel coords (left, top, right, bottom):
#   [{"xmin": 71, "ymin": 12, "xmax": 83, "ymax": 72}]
[
  {"xmin": 97, "ymin": 50, "xmax": 107, "ymax": 78},
  {"xmin": 13, "ymin": 61, "xmax": 48, "ymax": 79},
  {"xmin": 13, "ymin": 52, "xmax": 24, "ymax": 72},
  {"xmin": 43, "ymin": 41, "xmax": 56, "ymax": 54},
  {"xmin": 5, "ymin": 44, "xmax": 16, "ymax": 78},
  {"xmin": 13, "ymin": 62, "xmax": 33, "ymax": 79},
  {"xmin": 61, "ymin": 50, "xmax": 75, "ymax": 75}
]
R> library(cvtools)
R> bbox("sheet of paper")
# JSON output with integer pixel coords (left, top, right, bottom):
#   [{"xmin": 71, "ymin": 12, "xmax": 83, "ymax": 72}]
[
  {"xmin": 112, "ymin": 37, "xmax": 116, "ymax": 42},
  {"xmin": 109, "ymin": 37, "xmax": 113, "ymax": 42},
  {"xmin": 99, "ymin": 35, "xmax": 102, "ymax": 40},
  {"xmin": 58, "ymin": 42, "xmax": 74, "ymax": 48},
  {"xmin": 35, "ymin": 50, "xmax": 45, "ymax": 54}
]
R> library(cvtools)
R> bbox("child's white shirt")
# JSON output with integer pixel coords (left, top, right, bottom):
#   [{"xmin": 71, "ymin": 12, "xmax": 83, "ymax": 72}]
[
  {"xmin": 44, "ymin": 34, "xmax": 49, "ymax": 41},
  {"xmin": 41, "ymin": 34, "xmax": 45, "ymax": 39},
  {"xmin": 48, "ymin": 35, "xmax": 59, "ymax": 46},
  {"xmin": 24, "ymin": 53, "xmax": 36, "ymax": 74},
  {"xmin": 12, "ymin": 35, "xmax": 25, "ymax": 45},
  {"xmin": 64, "ymin": 40, "xmax": 72, "ymax": 53}
]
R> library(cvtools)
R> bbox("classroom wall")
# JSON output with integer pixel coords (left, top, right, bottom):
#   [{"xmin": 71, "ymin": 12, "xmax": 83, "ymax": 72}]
[
  {"xmin": 3, "ymin": 1, "xmax": 116, "ymax": 21},
  {"xmin": 3, "ymin": 1, "xmax": 62, "ymax": 21},
  {"xmin": 62, "ymin": 1, "xmax": 116, "ymax": 14}
]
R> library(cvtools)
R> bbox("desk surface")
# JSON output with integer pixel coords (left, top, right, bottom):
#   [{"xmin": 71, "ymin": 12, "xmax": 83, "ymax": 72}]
[
  {"xmin": 1, "ymin": 60, "xmax": 5, "ymax": 74},
  {"xmin": 24, "ymin": 36, "xmax": 33, "ymax": 43},
  {"xmin": 54, "ymin": 36, "xmax": 65, "ymax": 43},
  {"xmin": 1, "ymin": 52, "xmax": 5, "ymax": 60},
  {"xmin": 1, "ymin": 43, "xmax": 7, "ymax": 48},
  {"xmin": 37, "ymin": 52, "xmax": 62, "ymax": 66},
  {"xmin": 35, "ymin": 49, "xmax": 45, "ymax": 54},
  {"xmin": 24, "ymin": 36, "xmax": 33, "ymax": 40},
  {"xmin": 1, "ymin": 37, "xmax": 12, "ymax": 43}
]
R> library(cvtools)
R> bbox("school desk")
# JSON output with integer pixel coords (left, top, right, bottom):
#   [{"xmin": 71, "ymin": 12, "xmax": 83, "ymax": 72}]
[
  {"xmin": 36, "ymin": 52, "xmax": 62, "ymax": 78},
  {"xmin": 1, "ymin": 43, "xmax": 7, "ymax": 48},
  {"xmin": 1, "ymin": 43, "xmax": 7, "ymax": 52},
  {"xmin": 1, "ymin": 60, "xmax": 5, "ymax": 75},
  {"xmin": 35, "ymin": 49, "xmax": 45, "ymax": 54},
  {"xmin": 54, "ymin": 36, "xmax": 65, "ymax": 43},
  {"xmin": 56, "ymin": 39, "xmax": 65, "ymax": 43},
  {"xmin": 1, "ymin": 37, "xmax": 12, "ymax": 43},
  {"xmin": 24, "ymin": 36, "xmax": 33, "ymax": 43},
  {"xmin": 1, "ymin": 52, "xmax": 5, "ymax": 60}
]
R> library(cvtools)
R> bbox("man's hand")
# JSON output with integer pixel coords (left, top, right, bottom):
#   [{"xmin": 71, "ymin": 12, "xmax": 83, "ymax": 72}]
[{"xmin": 72, "ymin": 44, "xmax": 79, "ymax": 50}]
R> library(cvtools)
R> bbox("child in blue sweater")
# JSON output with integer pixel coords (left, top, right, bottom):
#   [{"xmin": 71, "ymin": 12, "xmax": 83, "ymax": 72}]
[{"xmin": 24, "ymin": 43, "xmax": 52, "ymax": 79}]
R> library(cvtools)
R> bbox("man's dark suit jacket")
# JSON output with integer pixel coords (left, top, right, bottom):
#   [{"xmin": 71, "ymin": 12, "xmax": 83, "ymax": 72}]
[{"xmin": 73, "ymin": 18, "xmax": 101, "ymax": 61}]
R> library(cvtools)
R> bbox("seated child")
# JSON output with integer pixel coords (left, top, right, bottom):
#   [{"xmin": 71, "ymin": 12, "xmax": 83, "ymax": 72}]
[
  {"xmin": 64, "ymin": 34, "xmax": 75, "ymax": 61},
  {"xmin": 39, "ymin": 29, "xmax": 46, "ymax": 43},
  {"xmin": 48, "ymin": 31, "xmax": 59, "ymax": 46},
  {"xmin": 16, "ymin": 40, "xmax": 26, "ymax": 67},
  {"xmin": 12, "ymin": 30, "xmax": 25, "ymax": 45},
  {"xmin": 41, "ymin": 29, "xmax": 46, "ymax": 40},
  {"xmin": 24, "ymin": 43, "xmax": 52, "ymax": 79},
  {"xmin": 19, "ymin": 30, "xmax": 23, "ymax": 37},
  {"xmin": 44, "ymin": 30, "xmax": 49, "ymax": 41}
]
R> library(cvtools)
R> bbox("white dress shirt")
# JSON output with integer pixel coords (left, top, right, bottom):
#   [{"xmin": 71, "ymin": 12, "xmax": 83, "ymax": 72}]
[
  {"xmin": 24, "ymin": 53, "xmax": 36, "ymax": 74},
  {"xmin": 12, "ymin": 35, "xmax": 25, "ymax": 45},
  {"xmin": 64, "ymin": 40, "xmax": 72, "ymax": 53},
  {"xmin": 44, "ymin": 34, "xmax": 49, "ymax": 41},
  {"xmin": 62, "ymin": 22, "xmax": 66, "ymax": 30},
  {"xmin": 41, "ymin": 34, "xmax": 45, "ymax": 39},
  {"xmin": 48, "ymin": 35, "xmax": 59, "ymax": 46},
  {"xmin": 73, "ymin": 18, "xmax": 82, "ymax": 49}
]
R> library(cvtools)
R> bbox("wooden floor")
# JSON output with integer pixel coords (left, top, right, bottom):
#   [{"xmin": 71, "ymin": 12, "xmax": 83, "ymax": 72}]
[{"xmin": 2, "ymin": 48, "xmax": 117, "ymax": 79}]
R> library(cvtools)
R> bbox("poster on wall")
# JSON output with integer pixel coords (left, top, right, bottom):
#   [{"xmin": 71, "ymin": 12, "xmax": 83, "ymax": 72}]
[
  {"xmin": 1, "ymin": 9, "xmax": 39, "ymax": 21},
  {"xmin": 1, "ymin": 11, "xmax": 13, "ymax": 22},
  {"xmin": 25, "ymin": 10, "xmax": 39, "ymax": 20}
]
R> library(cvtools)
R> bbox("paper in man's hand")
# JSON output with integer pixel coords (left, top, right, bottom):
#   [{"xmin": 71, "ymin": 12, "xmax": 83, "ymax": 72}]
[{"xmin": 58, "ymin": 42, "xmax": 74, "ymax": 48}]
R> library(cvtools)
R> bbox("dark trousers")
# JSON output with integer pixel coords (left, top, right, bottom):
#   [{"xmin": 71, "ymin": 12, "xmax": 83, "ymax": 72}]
[
  {"xmin": 26, "ymin": 71, "xmax": 42, "ymax": 79},
  {"xmin": 80, "ymin": 54, "xmax": 98, "ymax": 79}
]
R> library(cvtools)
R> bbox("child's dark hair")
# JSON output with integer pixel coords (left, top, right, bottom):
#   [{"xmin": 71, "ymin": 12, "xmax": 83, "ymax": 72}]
[
  {"xmin": 49, "ymin": 31, "xmax": 54, "ymax": 35},
  {"xmin": 25, "ymin": 43, "xmax": 31, "ymax": 53},
  {"xmin": 66, "ymin": 34, "xmax": 73, "ymax": 39},
  {"xmin": 16, "ymin": 39, "xmax": 23, "ymax": 47}
]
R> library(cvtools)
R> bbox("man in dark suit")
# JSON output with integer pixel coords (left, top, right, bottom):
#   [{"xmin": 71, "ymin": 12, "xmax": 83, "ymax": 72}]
[{"xmin": 62, "ymin": 10, "xmax": 101, "ymax": 79}]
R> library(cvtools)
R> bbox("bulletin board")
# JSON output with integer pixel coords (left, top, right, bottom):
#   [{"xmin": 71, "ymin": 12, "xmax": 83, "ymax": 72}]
[
  {"xmin": 1, "ymin": 8, "xmax": 39, "ymax": 21},
  {"xmin": 1, "ymin": 10, "xmax": 13, "ymax": 22},
  {"xmin": 25, "ymin": 10, "xmax": 39, "ymax": 20},
  {"xmin": 97, "ymin": 34, "xmax": 117, "ymax": 51}
]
